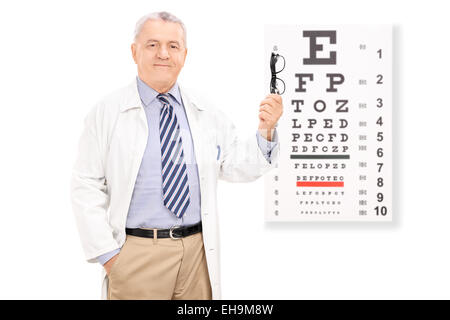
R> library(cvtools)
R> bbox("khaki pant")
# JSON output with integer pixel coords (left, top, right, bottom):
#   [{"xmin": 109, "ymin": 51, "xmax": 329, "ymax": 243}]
[{"xmin": 107, "ymin": 231, "xmax": 212, "ymax": 300}]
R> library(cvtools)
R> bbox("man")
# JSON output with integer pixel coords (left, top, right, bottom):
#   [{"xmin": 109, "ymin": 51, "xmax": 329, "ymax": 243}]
[{"xmin": 70, "ymin": 11, "xmax": 282, "ymax": 300}]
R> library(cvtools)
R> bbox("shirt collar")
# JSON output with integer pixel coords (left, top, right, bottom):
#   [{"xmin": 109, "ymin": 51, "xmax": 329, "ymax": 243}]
[
  {"xmin": 119, "ymin": 78, "xmax": 206, "ymax": 113},
  {"xmin": 136, "ymin": 76, "xmax": 182, "ymax": 107}
]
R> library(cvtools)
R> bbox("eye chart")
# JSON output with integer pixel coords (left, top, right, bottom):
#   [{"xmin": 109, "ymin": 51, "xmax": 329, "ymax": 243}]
[{"xmin": 264, "ymin": 25, "xmax": 392, "ymax": 222}]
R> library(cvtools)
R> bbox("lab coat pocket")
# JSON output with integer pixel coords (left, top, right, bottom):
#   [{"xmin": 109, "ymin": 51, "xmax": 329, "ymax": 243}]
[
  {"xmin": 207, "ymin": 131, "xmax": 221, "ymax": 173},
  {"xmin": 214, "ymin": 144, "xmax": 221, "ymax": 175}
]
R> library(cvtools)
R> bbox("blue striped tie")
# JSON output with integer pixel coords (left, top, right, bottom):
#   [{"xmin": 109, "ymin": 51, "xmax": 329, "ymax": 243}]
[{"xmin": 157, "ymin": 93, "xmax": 190, "ymax": 218}]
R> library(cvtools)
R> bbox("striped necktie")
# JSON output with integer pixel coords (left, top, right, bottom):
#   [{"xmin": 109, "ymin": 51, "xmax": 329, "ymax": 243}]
[{"xmin": 157, "ymin": 93, "xmax": 190, "ymax": 219}]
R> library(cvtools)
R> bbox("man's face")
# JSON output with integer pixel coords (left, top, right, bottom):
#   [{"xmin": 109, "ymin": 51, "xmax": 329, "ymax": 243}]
[{"xmin": 131, "ymin": 19, "xmax": 187, "ymax": 90}]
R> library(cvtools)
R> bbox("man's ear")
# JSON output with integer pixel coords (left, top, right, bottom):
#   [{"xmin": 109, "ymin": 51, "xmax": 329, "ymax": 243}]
[
  {"xmin": 131, "ymin": 43, "xmax": 137, "ymax": 64},
  {"xmin": 182, "ymin": 47, "xmax": 188, "ymax": 66}
]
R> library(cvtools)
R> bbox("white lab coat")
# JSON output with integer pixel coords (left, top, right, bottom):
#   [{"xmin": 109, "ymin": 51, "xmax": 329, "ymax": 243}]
[{"xmin": 70, "ymin": 79, "xmax": 279, "ymax": 299}]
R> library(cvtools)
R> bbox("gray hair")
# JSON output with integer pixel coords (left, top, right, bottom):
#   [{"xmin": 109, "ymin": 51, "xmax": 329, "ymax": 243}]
[{"xmin": 134, "ymin": 11, "xmax": 187, "ymax": 48}]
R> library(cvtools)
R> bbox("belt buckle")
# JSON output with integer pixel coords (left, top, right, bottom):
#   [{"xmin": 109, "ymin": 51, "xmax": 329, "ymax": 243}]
[{"xmin": 169, "ymin": 225, "xmax": 182, "ymax": 240}]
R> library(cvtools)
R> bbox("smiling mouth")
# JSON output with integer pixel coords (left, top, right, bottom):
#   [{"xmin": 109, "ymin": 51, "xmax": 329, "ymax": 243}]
[{"xmin": 154, "ymin": 64, "xmax": 170, "ymax": 67}]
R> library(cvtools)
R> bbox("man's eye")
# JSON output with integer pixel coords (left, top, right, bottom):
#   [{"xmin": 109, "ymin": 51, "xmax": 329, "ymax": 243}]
[{"xmin": 171, "ymin": 46, "xmax": 178, "ymax": 49}]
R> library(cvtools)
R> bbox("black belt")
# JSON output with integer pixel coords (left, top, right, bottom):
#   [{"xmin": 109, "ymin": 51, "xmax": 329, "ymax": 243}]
[{"xmin": 125, "ymin": 222, "xmax": 202, "ymax": 240}]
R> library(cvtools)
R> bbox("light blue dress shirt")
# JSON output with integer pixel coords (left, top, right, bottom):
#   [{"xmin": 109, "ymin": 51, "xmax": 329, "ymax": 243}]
[{"xmin": 97, "ymin": 77, "xmax": 278, "ymax": 265}]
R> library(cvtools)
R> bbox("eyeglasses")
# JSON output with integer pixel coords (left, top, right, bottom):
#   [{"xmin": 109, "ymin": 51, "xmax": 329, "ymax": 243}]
[{"xmin": 270, "ymin": 52, "xmax": 286, "ymax": 95}]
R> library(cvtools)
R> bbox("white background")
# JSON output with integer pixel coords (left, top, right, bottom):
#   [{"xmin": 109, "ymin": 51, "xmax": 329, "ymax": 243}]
[{"xmin": 0, "ymin": 0, "xmax": 449, "ymax": 299}]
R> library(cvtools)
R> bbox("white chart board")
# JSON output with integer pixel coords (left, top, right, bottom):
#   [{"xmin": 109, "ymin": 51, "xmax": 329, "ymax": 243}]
[{"xmin": 264, "ymin": 25, "xmax": 392, "ymax": 222}]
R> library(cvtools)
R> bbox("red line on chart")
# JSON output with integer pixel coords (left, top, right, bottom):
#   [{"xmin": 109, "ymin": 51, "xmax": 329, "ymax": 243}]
[{"xmin": 296, "ymin": 181, "xmax": 344, "ymax": 187}]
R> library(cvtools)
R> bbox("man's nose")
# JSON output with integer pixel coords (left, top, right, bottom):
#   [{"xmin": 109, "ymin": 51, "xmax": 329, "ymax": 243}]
[{"xmin": 157, "ymin": 46, "xmax": 170, "ymax": 59}]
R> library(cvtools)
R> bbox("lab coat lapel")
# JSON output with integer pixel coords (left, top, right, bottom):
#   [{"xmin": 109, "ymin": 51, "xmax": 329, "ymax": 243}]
[{"xmin": 178, "ymin": 85, "xmax": 206, "ymax": 177}]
